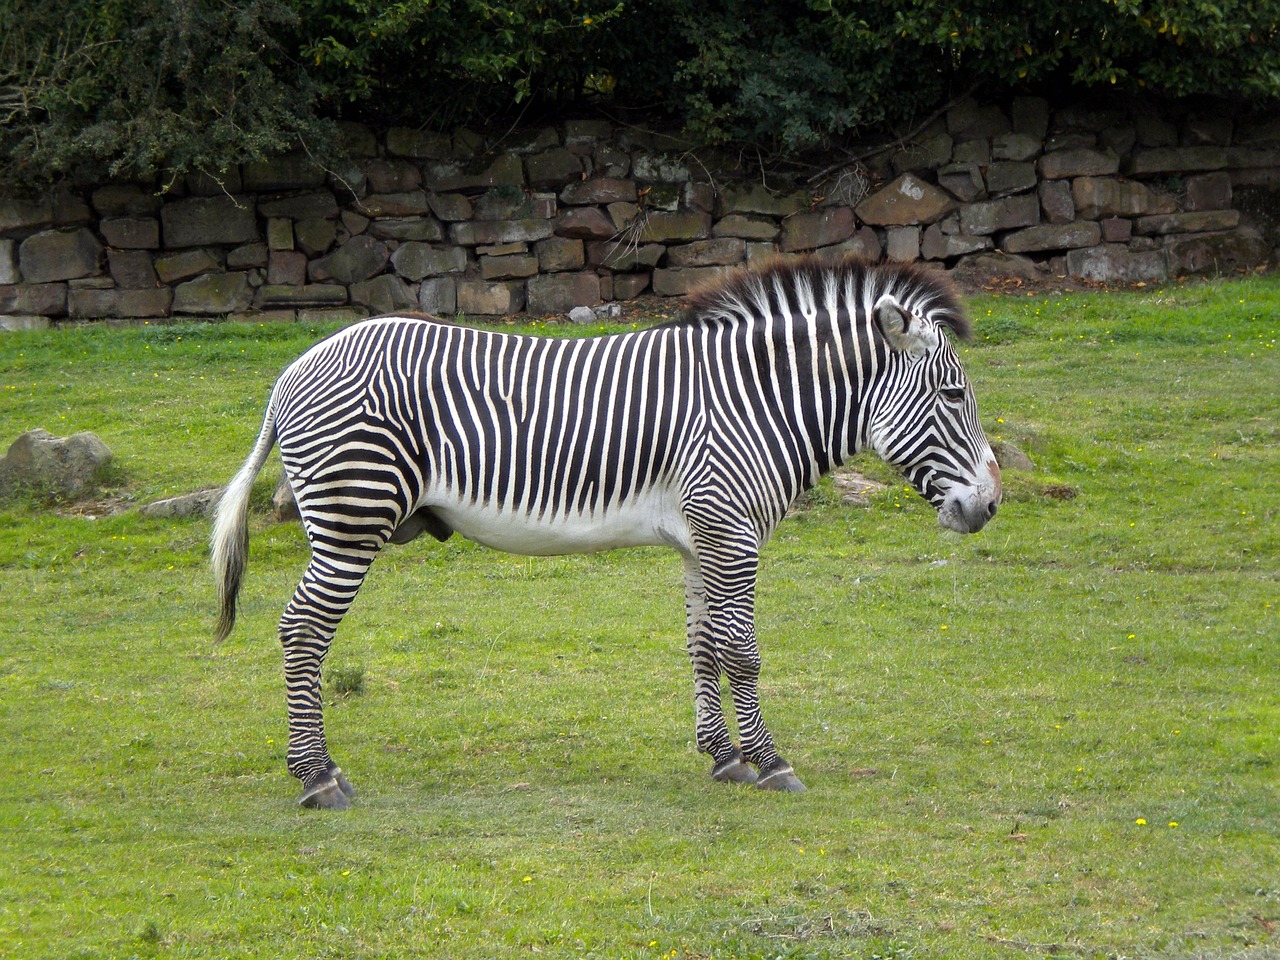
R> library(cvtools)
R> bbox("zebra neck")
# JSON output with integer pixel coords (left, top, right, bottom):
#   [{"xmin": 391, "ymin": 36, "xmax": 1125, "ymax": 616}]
[{"xmin": 712, "ymin": 305, "xmax": 881, "ymax": 504}]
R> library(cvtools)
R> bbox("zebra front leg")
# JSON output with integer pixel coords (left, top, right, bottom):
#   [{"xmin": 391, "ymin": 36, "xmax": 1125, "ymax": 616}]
[
  {"xmin": 710, "ymin": 597, "xmax": 807, "ymax": 794},
  {"xmin": 279, "ymin": 545, "xmax": 379, "ymax": 809},
  {"xmin": 683, "ymin": 559, "xmax": 755, "ymax": 784}
]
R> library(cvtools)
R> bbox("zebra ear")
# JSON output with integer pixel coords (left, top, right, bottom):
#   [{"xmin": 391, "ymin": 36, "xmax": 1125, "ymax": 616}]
[{"xmin": 875, "ymin": 294, "xmax": 939, "ymax": 358}]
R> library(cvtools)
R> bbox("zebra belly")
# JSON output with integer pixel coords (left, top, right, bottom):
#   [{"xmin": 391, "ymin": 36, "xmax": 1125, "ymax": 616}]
[{"xmin": 426, "ymin": 489, "xmax": 692, "ymax": 557}]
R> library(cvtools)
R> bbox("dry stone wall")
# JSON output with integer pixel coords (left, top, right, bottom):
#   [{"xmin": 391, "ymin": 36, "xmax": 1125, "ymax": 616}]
[{"xmin": 2, "ymin": 97, "xmax": 1277, "ymax": 328}]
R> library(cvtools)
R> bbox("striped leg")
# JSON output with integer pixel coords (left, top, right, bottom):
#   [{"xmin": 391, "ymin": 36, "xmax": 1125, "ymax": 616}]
[
  {"xmin": 683, "ymin": 559, "xmax": 755, "ymax": 784},
  {"xmin": 278, "ymin": 540, "xmax": 380, "ymax": 809},
  {"xmin": 699, "ymin": 546, "xmax": 806, "ymax": 793}
]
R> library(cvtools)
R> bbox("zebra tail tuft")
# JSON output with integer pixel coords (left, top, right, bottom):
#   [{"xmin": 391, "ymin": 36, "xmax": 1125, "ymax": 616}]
[{"xmin": 211, "ymin": 407, "xmax": 278, "ymax": 642}]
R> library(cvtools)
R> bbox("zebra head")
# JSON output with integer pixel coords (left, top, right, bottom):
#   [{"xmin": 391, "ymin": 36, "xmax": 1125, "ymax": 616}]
[{"xmin": 867, "ymin": 293, "xmax": 1002, "ymax": 534}]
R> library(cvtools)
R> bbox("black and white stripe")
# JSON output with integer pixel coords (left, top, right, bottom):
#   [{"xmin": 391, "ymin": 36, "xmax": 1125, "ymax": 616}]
[{"xmin": 211, "ymin": 254, "xmax": 1001, "ymax": 807}]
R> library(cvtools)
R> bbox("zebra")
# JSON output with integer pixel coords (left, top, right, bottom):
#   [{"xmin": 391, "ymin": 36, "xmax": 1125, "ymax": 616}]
[{"xmin": 211, "ymin": 254, "xmax": 1001, "ymax": 809}]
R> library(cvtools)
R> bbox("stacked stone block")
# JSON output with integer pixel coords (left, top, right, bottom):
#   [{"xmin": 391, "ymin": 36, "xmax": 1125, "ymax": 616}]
[{"xmin": 2, "ymin": 98, "xmax": 1277, "ymax": 328}]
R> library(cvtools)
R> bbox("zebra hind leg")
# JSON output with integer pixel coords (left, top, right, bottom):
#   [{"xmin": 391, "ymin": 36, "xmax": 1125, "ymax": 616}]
[{"xmin": 280, "ymin": 543, "xmax": 382, "ymax": 810}]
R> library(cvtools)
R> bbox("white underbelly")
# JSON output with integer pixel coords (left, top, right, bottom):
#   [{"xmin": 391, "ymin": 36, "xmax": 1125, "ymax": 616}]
[{"xmin": 428, "ymin": 489, "xmax": 692, "ymax": 557}]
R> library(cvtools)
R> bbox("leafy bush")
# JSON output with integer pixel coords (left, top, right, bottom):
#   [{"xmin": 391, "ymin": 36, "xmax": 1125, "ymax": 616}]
[
  {"xmin": 0, "ymin": 0, "xmax": 329, "ymax": 188},
  {"xmin": 2, "ymin": 0, "xmax": 1277, "ymax": 188}
]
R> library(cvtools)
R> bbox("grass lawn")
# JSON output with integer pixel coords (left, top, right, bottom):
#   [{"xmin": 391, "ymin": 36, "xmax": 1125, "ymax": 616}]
[{"xmin": 0, "ymin": 275, "xmax": 1277, "ymax": 959}]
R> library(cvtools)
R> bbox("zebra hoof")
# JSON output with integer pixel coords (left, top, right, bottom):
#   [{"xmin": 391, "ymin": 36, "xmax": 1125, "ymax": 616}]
[
  {"xmin": 330, "ymin": 766, "xmax": 356, "ymax": 800},
  {"xmin": 755, "ymin": 765, "xmax": 806, "ymax": 793},
  {"xmin": 299, "ymin": 775, "xmax": 352, "ymax": 810},
  {"xmin": 711, "ymin": 753, "xmax": 759, "ymax": 785}
]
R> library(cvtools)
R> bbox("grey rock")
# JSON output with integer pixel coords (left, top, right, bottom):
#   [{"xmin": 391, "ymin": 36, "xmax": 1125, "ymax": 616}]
[
  {"xmin": 1135, "ymin": 210, "xmax": 1241, "ymax": 236},
  {"xmin": 155, "ymin": 249, "xmax": 221, "ymax": 284},
  {"xmin": 424, "ymin": 154, "xmax": 525, "ymax": 192},
  {"xmin": 295, "ymin": 218, "xmax": 338, "ymax": 257},
  {"xmin": 350, "ymin": 275, "xmax": 417, "ymax": 314},
  {"xmin": 100, "ymin": 218, "xmax": 160, "ymax": 249},
  {"xmin": 272, "ymin": 473, "xmax": 300, "ymax": 522},
  {"xmin": 390, "ymin": 243, "xmax": 467, "ymax": 280},
  {"xmin": 1165, "ymin": 228, "xmax": 1271, "ymax": 275},
  {"xmin": 140, "ymin": 488, "xmax": 221, "ymax": 519},
  {"xmin": 526, "ymin": 272, "xmax": 601, "ymax": 314},
  {"xmin": 418, "ymin": 277, "xmax": 457, "ymax": 315},
  {"xmin": 18, "ymin": 229, "xmax": 102, "ymax": 283},
  {"xmin": 427, "ymin": 193, "xmax": 473, "ymax": 222},
  {"xmin": 553, "ymin": 208, "xmax": 617, "ymax": 241},
  {"xmin": 69, "ymin": 287, "xmax": 173, "ymax": 319},
  {"xmin": 308, "ymin": 236, "xmax": 390, "ymax": 284},
  {"xmin": 665, "ymin": 238, "xmax": 746, "ymax": 267},
  {"xmin": 173, "ymin": 272, "xmax": 254, "ymax": 315},
  {"xmin": 782, "ymin": 207, "xmax": 857, "ymax": 251},
  {"xmin": 451, "ymin": 219, "xmax": 555, "ymax": 246},
  {"xmin": 855, "ymin": 174, "xmax": 955, "ymax": 226},
  {"xmin": 0, "ymin": 240, "xmax": 15, "ymax": 284},
  {"xmin": 560, "ymin": 178, "xmax": 638, "ymax": 205},
  {"xmin": 947, "ymin": 99, "xmax": 1010, "ymax": 139},
  {"xmin": 632, "ymin": 153, "xmax": 691, "ymax": 183},
  {"xmin": 535, "ymin": 237, "xmax": 585, "ymax": 272},
  {"xmin": 985, "ymin": 162, "xmax": 1037, "ymax": 198},
  {"xmin": 1038, "ymin": 181, "xmax": 1076, "ymax": 224},
  {"xmin": 1066, "ymin": 244, "xmax": 1170, "ymax": 283},
  {"xmin": 472, "ymin": 188, "xmax": 556, "ymax": 221},
  {"xmin": 1037, "ymin": 149, "xmax": 1120, "ymax": 180},
  {"xmin": 1128, "ymin": 146, "xmax": 1227, "ymax": 175},
  {"xmin": 712, "ymin": 215, "xmax": 780, "ymax": 242},
  {"xmin": 937, "ymin": 163, "xmax": 985, "ymax": 203},
  {"xmin": 479, "ymin": 254, "xmax": 539, "ymax": 280},
  {"xmin": 960, "ymin": 194, "xmax": 1040, "ymax": 236},
  {"xmin": 1072, "ymin": 177, "xmax": 1177, "ymax": 219},
  {"xmin": 356, "ymin": 192, "xmax": 433, "ymax": 218},
  {"xmin": 457, "ymin": 279, "xmax": 525, "ymax": 316},
  {"xmin": 652, "ymin": 265, "xmax": 731, "ymax": 296},
  {"xmin": 892, "ymin": 135, "xmax": 954, "ymax": 175},
  {"xmin": 990, "ymin": 439, "xmax": 1034, "ymax": 472},
  {"xmin": 1001, "ymin": 221, "xmax": 1102, "ymax": 254},
  {"xmin": 0, "ymin": 282, "xmax": 67, "ymax": 316},
  {"xmin": 107, "ymin": 250, "xmax": 158, "ymax": 289},
  {"xmin": 364, "ymin": 159, "xmax": 424, "ymax": 194},
  {"xmin": 258, "ymin": 192, "xmax": 340, "ymax": 220},
  {"xmin": 161, "ymin": 196, "xmax": 258, "ymax": 247},
  {"xmin": 525, "ymin": 148, "xmax": 584, "ymax": 188},
  {"xmin": 586, "ymin": 240, "xmax": 665, "ymax": 271},
  {"xmin": 715, "ymin": 183, "xmax": 807, "ymax": 218},
  {"xmin": 886, "ymin": 226, "xmax": 920, "ymax": 262},
  {"xmin": 0, "ymin": 428, "xmax": 113, "ymax": 499},
  {"xmin": 367, "ymin": 218, "xmax": 446, "ymax": 243},
  {"xmin": 1184, "ymin": 173, "xmax": 1233, "ymax": 212},
  {"xmin": 921, "ymin": 224, "xmax": 992, "ymax": 260}
]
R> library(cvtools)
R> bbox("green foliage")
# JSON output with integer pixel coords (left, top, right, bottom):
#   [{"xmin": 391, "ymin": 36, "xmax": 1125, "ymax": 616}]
[
  {"xmin": 2, "ymin": 0, "xmax": 1278, "ymax": 186},
  {"xmin": 295, "ymin": 0, "xmax": 625, "ymax": 126},
  {"xmin": 882, "ymin": 0, "xmax": 1280, "ymax": 98},
  {"xmin": 0, "ymin": 0, "xmax": 331, "ymax": 188}
]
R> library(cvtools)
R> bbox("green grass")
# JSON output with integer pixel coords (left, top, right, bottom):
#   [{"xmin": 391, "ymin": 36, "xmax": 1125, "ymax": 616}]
[{"xmin": 1, "ymin": 277, "xmax": 1277, "ymax": 959}]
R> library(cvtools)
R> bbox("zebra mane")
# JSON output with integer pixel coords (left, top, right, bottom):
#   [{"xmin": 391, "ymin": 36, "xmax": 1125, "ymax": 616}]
[{"xmin": 680, "ymin": 254, "xmax": 971, "ymax": 340}]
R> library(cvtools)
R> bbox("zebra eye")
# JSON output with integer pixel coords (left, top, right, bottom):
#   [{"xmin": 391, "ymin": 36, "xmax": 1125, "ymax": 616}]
[{"xmin": 939, "ymin": 386, "xmax": 966, "ymax": 404}]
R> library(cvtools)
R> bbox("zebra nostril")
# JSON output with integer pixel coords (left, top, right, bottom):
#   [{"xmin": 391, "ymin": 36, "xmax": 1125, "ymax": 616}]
[{"xmin": 987, "ymin": 500, "xmax": 998, "ymax": 518}]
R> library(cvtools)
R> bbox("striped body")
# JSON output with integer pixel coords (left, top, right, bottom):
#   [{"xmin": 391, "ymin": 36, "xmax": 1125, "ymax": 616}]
[{"xmin": 211, "ymin": 256, "xmax": 1001, "ymax": 807}]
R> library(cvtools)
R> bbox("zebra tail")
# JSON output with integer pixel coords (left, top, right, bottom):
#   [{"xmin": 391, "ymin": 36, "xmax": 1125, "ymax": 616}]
[{"xmin": 211, "ymin": 405, "xmax": 278, "ymax": 642}]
